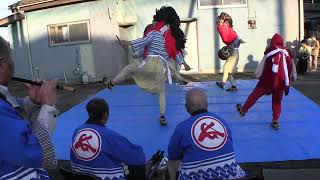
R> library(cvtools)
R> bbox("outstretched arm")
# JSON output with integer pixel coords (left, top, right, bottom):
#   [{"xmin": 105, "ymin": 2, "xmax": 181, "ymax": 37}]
[
  {"xmin": 126, "ymin": 31, "xmax": 156, "ymax": 55},
  {"xmin": 176, "ymin": 52, "xmax": 191, "ymax": 71}
]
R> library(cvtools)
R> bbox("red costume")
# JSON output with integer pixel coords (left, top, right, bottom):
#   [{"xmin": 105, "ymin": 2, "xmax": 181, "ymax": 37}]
[
  {"xmin": 241, "ymin": 34, "xmax": 297, "ymax": 122},
  {"xmin": 217, "ymin": 23, "xmax": 239, "ymax": 46},
  {"xmin": 143, "ymin": 21, "xmax": 180, "ymax": 59}
]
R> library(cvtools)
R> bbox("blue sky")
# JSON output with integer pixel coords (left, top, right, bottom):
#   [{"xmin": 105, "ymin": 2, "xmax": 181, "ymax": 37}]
[{"xmin": 0, "ymin": 0, "xmax": 19, "ymax": 41}]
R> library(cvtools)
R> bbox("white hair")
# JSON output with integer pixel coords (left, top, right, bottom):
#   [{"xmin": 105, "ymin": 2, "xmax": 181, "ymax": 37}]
[{"xmin": 185, "ymin": 88, "xmax": 208, "ymax": 114}]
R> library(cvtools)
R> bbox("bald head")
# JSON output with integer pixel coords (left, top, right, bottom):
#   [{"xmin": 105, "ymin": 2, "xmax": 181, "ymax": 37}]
[{"xmin": 185, "ymin": 88, "xmax": 208, "ymax": 114}]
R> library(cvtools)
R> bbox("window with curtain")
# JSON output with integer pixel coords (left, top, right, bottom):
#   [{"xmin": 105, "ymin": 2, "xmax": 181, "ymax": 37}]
[
  {"xmin": 48, "ymin": 21, "xmax": 90, "ymax": 46},
  {"xmin": 198, "ymin": 0, "xmax": 247, "ymax": 8}
]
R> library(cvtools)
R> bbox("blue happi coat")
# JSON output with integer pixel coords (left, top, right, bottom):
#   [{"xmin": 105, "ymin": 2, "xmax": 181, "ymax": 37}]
[
  {"xmin": 70, "ymin": 122, "xmax": 146, "ymax": 180},
  {"xmin": 0, "ymin": 98, "xmax": 49, "ymax": 180},
  {"xmin": 168, "ymin": 111, "xmax": 245, "ymax": 180}
]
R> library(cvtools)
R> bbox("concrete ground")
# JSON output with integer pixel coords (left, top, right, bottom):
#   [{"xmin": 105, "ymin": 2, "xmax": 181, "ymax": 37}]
[
  {"xmin": 8, "ymin": 70, "xmax": 320, "ymax": 179},
  {"xmin": 263, "ymin": 168, "xmax": 320, "ymax": 180}
]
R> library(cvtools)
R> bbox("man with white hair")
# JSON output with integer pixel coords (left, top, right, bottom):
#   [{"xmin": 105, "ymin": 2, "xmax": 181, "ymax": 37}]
[
  {"xmin": 0, "ymin": 36, "xmax": 58, "ymax": 179},
  {"xmin": 168, "ymin": 88, "xmax": 245, "ymax": 180}
]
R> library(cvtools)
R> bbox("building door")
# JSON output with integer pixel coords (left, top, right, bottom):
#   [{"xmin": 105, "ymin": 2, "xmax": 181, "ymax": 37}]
[{"xmin": 180, "ymin": 20, "xmax": 199, "ymax": 73}]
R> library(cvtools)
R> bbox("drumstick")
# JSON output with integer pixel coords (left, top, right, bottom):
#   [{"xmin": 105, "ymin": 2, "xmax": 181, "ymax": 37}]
[
  {"xmin": 12, "ymin": 77, "xmax": 76, "ymax": 92},
  {"xmin": 116, "ymin": 35, "xmax": 120, "ymax": 42},
  {"xmin": 116, "ymin": 35, "xmax": 126, "ymax": 49}
]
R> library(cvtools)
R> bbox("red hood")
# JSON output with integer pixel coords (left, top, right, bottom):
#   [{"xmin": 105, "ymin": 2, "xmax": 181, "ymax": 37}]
[
  {"xmin": 270, "ymin": 33, "xmax": 284, "ymax": 48},
  {"xmin": 265, "ymin": 33, "xmax": 285, "ymax": 54}
]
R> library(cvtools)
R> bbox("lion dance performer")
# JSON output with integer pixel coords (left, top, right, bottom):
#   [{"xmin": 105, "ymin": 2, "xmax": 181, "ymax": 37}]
[
  {"xmin": 236, "ymin": 33, "xmax": 297, "ymax": 130},
  {"xmin": 104, "ymin": 6, "xmax": 187, "ymax": 125},
  {"xmin": 216, "ymin": 12, "xmax": 245, "ymax": 91}
]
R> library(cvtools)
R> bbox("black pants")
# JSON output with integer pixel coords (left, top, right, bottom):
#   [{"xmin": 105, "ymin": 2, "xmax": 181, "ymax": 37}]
[
  {"xmin": 125, "ymin": 165, "xmax": 147, "ymax": 180},
  {"xmin": 297, "ymin": 58, "xmax": 308, "ymax": 74}
]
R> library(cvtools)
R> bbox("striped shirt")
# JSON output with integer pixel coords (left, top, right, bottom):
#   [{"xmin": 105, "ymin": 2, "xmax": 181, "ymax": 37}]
[{"xmin": 131, "ymin": 30, "xmax": 185, "ymax": 65}]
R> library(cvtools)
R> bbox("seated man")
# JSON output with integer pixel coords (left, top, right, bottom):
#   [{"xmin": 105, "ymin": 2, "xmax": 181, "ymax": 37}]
[
  {"xmin": 168, "ymin": 88, "xmax": 245, "ymax": 180},
  {"xmin": 0, "ymin": 36, "xmax": 58, "ymax": 179},
  {"xmin": 70, "ymin": 98, "xmax": 146, "ymax": 180}
]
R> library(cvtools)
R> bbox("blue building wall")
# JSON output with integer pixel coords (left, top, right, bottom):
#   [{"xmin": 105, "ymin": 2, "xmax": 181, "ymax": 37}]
[
  {"xmin": 119, "ymin": 0, "xmax": 302, "ymax": 73},
  {"xmin": 10, "ymin": 0, "xmax": 124, "ymax": 81},
  {"xmin": 8, "ymin": 0, "xmax": 302, "ymax": 80}
]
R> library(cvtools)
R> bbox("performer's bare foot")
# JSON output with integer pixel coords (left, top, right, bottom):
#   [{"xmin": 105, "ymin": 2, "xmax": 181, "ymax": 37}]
[
  {"xmin": 159, "ymin": 115, "xmax": 167, "ymax": 126},
  {"xmin": 271, "ymin": 121, "xmax": 279, "ymax": 130},
  {"xmin": 236, "ymin": 104, "xmax": 245, "ymax": 117},
  {"xmin": 103, "ymin": 77, "xmax": 113, "ymax": 90}
]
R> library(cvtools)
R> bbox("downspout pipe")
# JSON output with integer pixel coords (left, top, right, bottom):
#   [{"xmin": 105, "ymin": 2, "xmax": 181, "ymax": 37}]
[
  {"xmin": 298, "ymin": 0, "xmax": 301, "ymax": 42},
  {"xmin": 17, "ymin": 8, "xmax": 34, "ymax": 78}
]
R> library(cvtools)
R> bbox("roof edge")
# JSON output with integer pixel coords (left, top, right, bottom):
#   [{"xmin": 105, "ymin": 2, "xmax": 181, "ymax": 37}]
[
  {"xmin": 0, "ymin": 13, "xmax": 25, "ymax": 27},
  {"xmin": 11, "ymin": 0, "xmax": 98, "ymax": 13}
]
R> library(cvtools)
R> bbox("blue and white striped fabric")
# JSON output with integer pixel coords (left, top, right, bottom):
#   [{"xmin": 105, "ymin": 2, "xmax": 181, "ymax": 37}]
[
  {"xmin": 132, "ymin": 30, "xmax": 168, "ymax": 62},
  {"xmin": 71, "ymin": 163, "xmax": 125, "ymax": 180},
  {"xmin": 131, "ymin": 30, "xmax": 185, "ymax": 65},
  {"xmin": 175, "ymin": 52, "xmax": 185, "ymax": 65},
  {"xmin": 0, "ymin": 167, "xmax": 49, "ymax": 180},
  {"xmin": 179, "ymin": 153, "xmax": 245, "ymax": 180}
]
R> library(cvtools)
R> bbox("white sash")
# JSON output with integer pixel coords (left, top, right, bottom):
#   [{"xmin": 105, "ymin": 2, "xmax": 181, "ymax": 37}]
[{"xmin": 265, "ymin": 48, "xmax": 290, "ymax": 86}]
